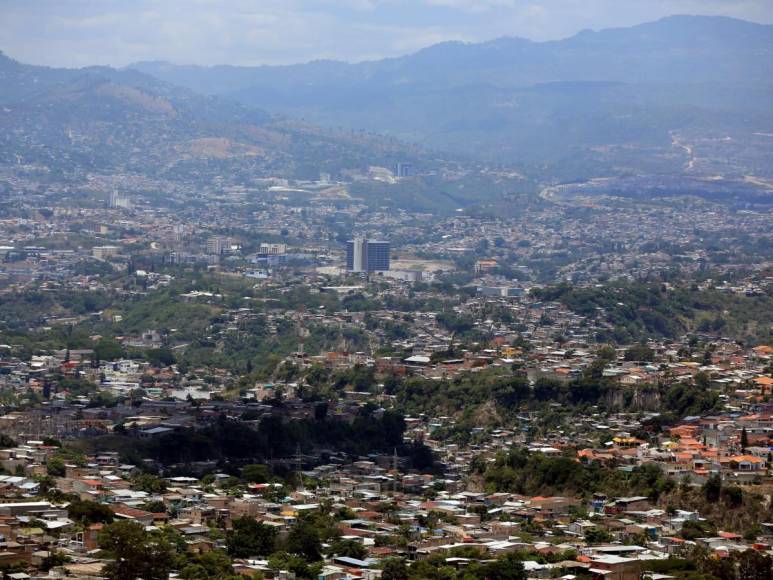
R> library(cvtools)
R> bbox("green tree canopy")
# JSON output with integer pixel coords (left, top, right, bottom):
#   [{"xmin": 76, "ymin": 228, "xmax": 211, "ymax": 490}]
[
  {"xmin": 68, "ymin": 499, "xmax": 114, "ymax": 525},
  {"xmin": 226, "ymin": 516, "xmax": 277, "ymax": 558},
  {"xmin": 98, "ymin": 521, "xmax": 176, "ymax": 580}
]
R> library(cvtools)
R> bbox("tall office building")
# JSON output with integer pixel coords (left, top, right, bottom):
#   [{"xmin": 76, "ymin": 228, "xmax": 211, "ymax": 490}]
[
  {"xmin": 109, "ymin": 190, "xmax": 132, "ymax": 209},
  {"xmin": 346, "ymin": 237, "xmax": 390, "ymax": 273},
  {"xmin": 365, "ymin": 240, "xmax": 390, "ymax": 272},
  {"xmin": 206, "ymin": 236, "xmax": 230, "ymax": 255},
  {"xmin": 256, "ymin": 242, "xmax": 287, "ymax": 267},
  {"xmin": 346, "ymin": 238, "xmax": 365, "ymax": 272},
  {"xmin": 259, "ymin": 243, "xmax": 286, "ymax": 256},
  {"xmin": 396, "ymin": 162, "xmax": 413, "ymax": 178}
]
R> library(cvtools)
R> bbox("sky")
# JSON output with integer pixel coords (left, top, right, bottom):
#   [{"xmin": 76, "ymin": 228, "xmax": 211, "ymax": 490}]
[{"xmin": 1, "ymin": 0, "xmax": 772, "ymax": 68}]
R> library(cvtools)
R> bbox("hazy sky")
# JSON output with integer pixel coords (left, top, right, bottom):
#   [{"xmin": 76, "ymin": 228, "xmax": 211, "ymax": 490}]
[{"xmin": 1, "ymin": 0, "xmax": 772, "ymax": 68}]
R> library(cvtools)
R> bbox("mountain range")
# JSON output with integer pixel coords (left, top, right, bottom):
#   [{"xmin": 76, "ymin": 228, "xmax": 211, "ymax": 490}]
[
  {"xmin": 0, "ymin": 51, "xmax": 426, "ymax": 184},
  {"xmin": 130, "ymin": 15, "xmax": 773, "ymax": 178},
  {"xmin": 0, "ymin": 15, "xmax": 771, "ymax": 211}
]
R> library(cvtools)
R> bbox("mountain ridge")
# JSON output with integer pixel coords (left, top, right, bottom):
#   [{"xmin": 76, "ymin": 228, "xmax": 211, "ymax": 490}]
[
  {"xmin": 0, "ymin": 51, "xmax": 434, "ymax": 187},
  {"xmin": 124, "ymin": 15, "xmax": 773, "ymax": 173},
  {"xmin": 1, "ymin": 14, "xmax": 772, "ymax": 209},
  {"xmin": 127, "ymin": 15, "xmax": 772, "ymax": 71}
]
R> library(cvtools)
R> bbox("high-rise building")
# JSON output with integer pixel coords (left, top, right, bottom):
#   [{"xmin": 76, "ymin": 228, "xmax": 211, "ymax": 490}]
[
  {"xmin": 109, "ymin": 191, "xmax": 132, "ymax": 209},
  {"xmin": 259, "ymin": 243, "xmax": 286, "ymax": 256},
  {"xmin": 365, "ymin": 240, "xmax": 390, "ymax": 272},
  {"xmin": 346, "ymin": 238, "xmax": 365, "ymax": 272},
  {"xmin": 257, "ymin": 242, "xmax": 287, "ymax": 267},
  {"xmin": 206, "ymin": 236, "xmax": 230, "ymax": 255},
  {"xmin": 346, "ymin": 237, "xmax": 390, "ymax": 273},
  {"xmin": 396, "ymin": 162, "xmax": 413, "ymax": 178},
  {"xmin": 92, "ymin": 245, "xmax": 120, "ymax": 260}
]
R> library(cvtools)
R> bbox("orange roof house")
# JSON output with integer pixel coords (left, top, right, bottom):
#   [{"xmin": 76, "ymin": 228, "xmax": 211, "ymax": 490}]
[
  {"xmin": 720, "ymin": 455, "xmax": 766, "ymax": 471},
  {"xmin": 752, "ymin": 377, "xmax": 773, "ymax": 393}
]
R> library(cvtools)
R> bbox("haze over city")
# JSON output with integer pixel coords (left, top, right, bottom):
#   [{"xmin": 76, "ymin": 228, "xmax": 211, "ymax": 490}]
[
  {"xmin": 1, "ymin": 0, "xmax": 772, "ymax": 66},
  {"xmin": 0, "ymin": 1, "xmax": 772, "ymax": 579}
]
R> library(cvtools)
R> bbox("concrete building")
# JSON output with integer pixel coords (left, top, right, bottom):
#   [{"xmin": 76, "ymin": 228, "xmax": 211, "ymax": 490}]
[
  {"xmin": 206, "ymin": 236, "xmax": 230, "ymax": 256},
  {"xmin": 396, "ymin": 162, "xmax": 413, "ymax": 178},
  {"xmin": 346, "ymin": 237, "xmax": 390, "ymax": 273},
  {"xmin": 92, "ymin": 246, "xmax": 120, "ymax": 260},
  {"xmin": 108, "ymin": 191, "xmax": 132, "ymax": 210},
  {"xmin": 259, "ymin": 243, "xmax": 286, "ymax": 256}
]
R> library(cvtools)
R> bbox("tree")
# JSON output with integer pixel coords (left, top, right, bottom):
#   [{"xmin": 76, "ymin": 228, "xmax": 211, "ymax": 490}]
[
  {"xmin": 585, "ymin": 527, "xmax": 614, "ymax": 545},
  {"xmin": 380, "ymin": 410, "xmax": 407, "ymax": 449},
  {"xmin": 287, "ymin": 519, "xmax": 322, "ymax": 561},
  {"xmin": 664, "ymin": 383, "xmax": 718, "ymax": 418},
  {"xmin": 744, "ymin": 525, "xmax": 762, "ymax": 543},
  {"xmin": 624, "ymin": 344, "xmax": 655, "ymax": 362},
  {"xmin": 40, "ymin": 551, "xmax": 70, "ymax": 571},
  {"xmin": 132, "ymin": 473, "xmax": 168, "ymax": 494},
  {"xmin": 98, "ymin": 521, "xmax": 176, "ymax": 580},
  {"xmin": 328, "ymin": 538, "xmax": 367, "ymax": 560},
  {"xmin": 470, "ymin": 454, "xmax": 487, "ymax": 475},
  {"xmin": 680, "ymin": 520, "xmax": 716, "ymax": 541},
  {"xmin": 703, "ymin": 473, "xmax": 722, "ymax": 503},
  {"xmin": 141, "ymin": 500, "xmax": 167, "ymax": 514},
  {"xmin": 721, "ymin": 485, "xmax": 743, "ymax": 509},
  {"xmin": 314, "ymin": 402, "xmax": 328, "ymax": 421},
  {"xmin": 480, "ymin": 553, "xmax": 527, "ymax": 580},
  {"xmin": 241, "ymin": 464, "xmax": 271, "ymax": 484},
  {"xmin": 694, "ymin": 371, "xmax": 711, "ymax": 389},
  {"xmin": 35, "ymin": 474, "xmax": 56, "ymax": 496},
  {"xmin": 226, "ymin": 516, "xmax": 277, "ymax": 558},
  {"xmin": 735, "ymin": 548, "xmax": 773, "ymax": 580},
  {"xmin": 533, "ymin": 377, "xmax": 564, "ymax": 402},
  {"xmin": 381, "ymin": 558, "xmax": 408, "ymax": 580},
  {"xmin": 268, "ymin": 551, "xmax": 316, "ymax": 579},
  {"xmin": 180, "ymin": 550, "xmax": 236, "ymax": 579},
  {"xmin": 584, "ymin": 358, "xmax": 608, "ymax": 380},
  {"xmin": 129, "ymin": 388, "xmax": 146, "ymax": 407},
  {"xmin": 68, "ymin": 499, "xmax": 114, "ymax": 525},
  {"xmin": 405, "ymin": 440, "xmax": 435, "ymax": 471},
  {"xmin": 46, "ymin": 456, "xmax": 66, "ymax": 477},
  {"xmin": 94, "ymin": 338, "xmax": 125, "ymax": 362},
  {"xmin": 741, "ymin": 427, "xmax": 749, "ymax": 450},
  {"xmin": 146, "ymin": 348, "xmax": 176, "ymax": 367},
  {"xmin": 597, "ymin": 345, "xmax": 617, "ymax": 362}
]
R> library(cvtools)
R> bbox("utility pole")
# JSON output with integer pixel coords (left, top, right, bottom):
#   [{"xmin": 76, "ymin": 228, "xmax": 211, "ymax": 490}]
[
  {"xmin": 393, "ymin": 448, "xmax": 398, "ymax": 494},
  {"xmin": 296, "ymin": 306, "xmax": 307, "ymax": 358},
  {"xmin": 295, "ymin": 443, "xmax": 304, "ymax": 492}
]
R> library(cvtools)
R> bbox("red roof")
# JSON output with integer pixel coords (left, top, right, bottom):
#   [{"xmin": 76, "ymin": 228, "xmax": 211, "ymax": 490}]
[
  {"xmin": 112, "ymin": 505, "xmax": 153, "ymax": 519},
  {"xmin": 81, "ymin": 479, "xmax": 103, "ymax": 487}
]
